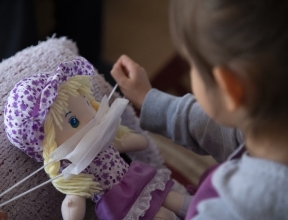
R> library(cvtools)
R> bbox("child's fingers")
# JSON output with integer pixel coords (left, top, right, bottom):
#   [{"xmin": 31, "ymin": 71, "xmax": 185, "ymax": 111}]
[
  {"xmin": 111, "ymin": 55, "xmax": 141, "ymax": 86},
  {"xmin": 113, "ymin": 55, "xmax": 140, "ymax": 78},
  {"xmin": 111, "ymin": 55, "xmax": 130, "ymax": 76},
  {"xmin": 111, "ymin": 62, "xmax": 130, "ymax": 86},
  {"xmin": 118, "ymin": 55, "xmax": 138, "ymax": 71},
  {"xmin": 111, "ymin": 54, "xmax": 151, "ymax": 108}
]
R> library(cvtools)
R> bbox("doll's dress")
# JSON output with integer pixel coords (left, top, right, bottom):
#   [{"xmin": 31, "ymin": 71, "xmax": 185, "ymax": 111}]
[{"xmin": 61, "ymin": 145, "xmax": 173, "ymax": 220}]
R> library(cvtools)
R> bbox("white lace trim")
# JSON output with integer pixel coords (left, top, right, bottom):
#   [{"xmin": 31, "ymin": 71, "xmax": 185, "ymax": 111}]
[{"xmin": 123, "ymin": 168, "xmax": 172, "ymax": 220}]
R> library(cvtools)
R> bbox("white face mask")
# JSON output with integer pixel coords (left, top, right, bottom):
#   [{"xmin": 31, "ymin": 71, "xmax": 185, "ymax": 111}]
[{"xmin": 50, "ymin": 95, "xmax": 129, "ymax": 179}]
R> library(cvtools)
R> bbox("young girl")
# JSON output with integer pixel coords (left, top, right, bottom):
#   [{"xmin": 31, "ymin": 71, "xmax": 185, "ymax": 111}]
[
  {"xmin": 4, "ymin": 57, "xmax": 190, "ymax": 220},
  {"xmin": 111, "ymin": 0, "xmax": 288, "ymax": 219}
]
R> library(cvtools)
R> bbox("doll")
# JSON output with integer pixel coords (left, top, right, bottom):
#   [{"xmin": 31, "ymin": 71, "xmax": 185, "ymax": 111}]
[{"xmin": 4, "ymin": 57, "xmax": 190, "ymax": 220}]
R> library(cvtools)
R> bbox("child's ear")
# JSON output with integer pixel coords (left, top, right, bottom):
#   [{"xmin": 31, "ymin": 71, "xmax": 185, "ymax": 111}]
[{"xmin": 212, "ymin": 66, "xmax": 244, "ymax": 112}]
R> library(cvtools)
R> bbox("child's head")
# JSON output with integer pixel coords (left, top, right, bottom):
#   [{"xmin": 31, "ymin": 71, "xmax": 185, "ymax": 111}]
[{"xmin": 170, "ymin": 0, "xmax": 288, "ymax": 134}]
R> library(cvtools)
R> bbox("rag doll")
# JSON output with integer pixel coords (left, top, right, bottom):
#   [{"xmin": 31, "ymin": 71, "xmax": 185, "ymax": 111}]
[{"xmin": 4, "ymin": 57, "xmax": 190, "ymax": 220}]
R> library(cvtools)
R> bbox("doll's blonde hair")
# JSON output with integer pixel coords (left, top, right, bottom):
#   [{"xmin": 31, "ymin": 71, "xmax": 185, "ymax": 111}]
[{"xmin": 42, "ymin": 75, "xmax": 130, "ymax": 198}]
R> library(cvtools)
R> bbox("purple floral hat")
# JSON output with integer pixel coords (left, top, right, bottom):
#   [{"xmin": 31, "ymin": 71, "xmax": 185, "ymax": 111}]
[{"xmin": 4, "ymin": 57, "xmax": 95, "ymax": 162}]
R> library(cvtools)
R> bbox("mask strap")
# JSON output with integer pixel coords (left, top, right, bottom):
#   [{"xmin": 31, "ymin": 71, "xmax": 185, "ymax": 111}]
[
  {"xmin": 0, "ymin": 161, "xmax": 53, "ymax": 198},
  {"xmin": 0, "ymin": 161, "xmax": 62, "ymax": 208},
  {"xmin": 0, "ymin": 174, "xmax": 62, "ymax": 208},
  {"xmin": 108, "ymin": 84, "xmax": 118, "ymax": 101}
]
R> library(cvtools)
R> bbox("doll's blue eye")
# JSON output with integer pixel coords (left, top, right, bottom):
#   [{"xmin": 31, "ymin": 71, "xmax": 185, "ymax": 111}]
[{"xmin": 69, "ymin": 116, "xmax": 80, "ymax": 128}]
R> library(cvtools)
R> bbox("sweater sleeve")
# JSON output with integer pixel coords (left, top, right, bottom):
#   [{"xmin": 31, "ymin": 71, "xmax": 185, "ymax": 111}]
[
  {"xmin": 139, "ymin": 89, "xmax": 244, "ymax": 163},
  {"xmin": 191, "ymin": 154, "xmax": 288, "ymax": 220}
]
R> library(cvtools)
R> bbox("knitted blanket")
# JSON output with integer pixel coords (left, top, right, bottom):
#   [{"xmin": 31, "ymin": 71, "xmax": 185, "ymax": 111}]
[{"xmin": 0, "ymin": 37, "xmax": 183, "ymax": 219}]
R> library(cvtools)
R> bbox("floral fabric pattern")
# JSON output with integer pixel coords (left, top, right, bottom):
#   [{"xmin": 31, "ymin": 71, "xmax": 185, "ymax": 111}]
[
  {"xmin": 61, "ymin": 145, "xmax": 129, "ymax": 203},
  {"xmin": 4, "ymin": 57, "xmax": 94, "ymax": 162}
]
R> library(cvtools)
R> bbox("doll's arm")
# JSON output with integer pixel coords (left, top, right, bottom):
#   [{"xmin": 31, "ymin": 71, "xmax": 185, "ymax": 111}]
[
  {"xmin": 113, "ymin": 132, "xmax": 149, "ymax": 153},
  {"xmin": 61, "ymin": 195, "xmax": 86, "ymax": 220}
]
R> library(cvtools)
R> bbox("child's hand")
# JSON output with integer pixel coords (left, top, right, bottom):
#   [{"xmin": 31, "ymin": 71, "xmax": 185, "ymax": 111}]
[{"xmin": 111, "ymin": 55, "xmax": 152, "ymax": 109}]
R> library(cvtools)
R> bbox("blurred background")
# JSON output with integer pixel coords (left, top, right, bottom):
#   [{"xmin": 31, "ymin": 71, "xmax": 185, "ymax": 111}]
[{"xmin": 0, "ymin": 0, "xmax": 215, "ymax": 186}]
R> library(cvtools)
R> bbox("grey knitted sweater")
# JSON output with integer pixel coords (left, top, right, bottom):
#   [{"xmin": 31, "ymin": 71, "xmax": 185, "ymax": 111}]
[{"xmin": 140, "ymin": 89, "xmax": 288, "ymax": 220}]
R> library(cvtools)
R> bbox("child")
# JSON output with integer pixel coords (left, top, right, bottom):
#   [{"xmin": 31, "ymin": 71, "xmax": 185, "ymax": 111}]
[{"xmin": 111, "ymin": 0, "xmax": 288, "ymax": 219}]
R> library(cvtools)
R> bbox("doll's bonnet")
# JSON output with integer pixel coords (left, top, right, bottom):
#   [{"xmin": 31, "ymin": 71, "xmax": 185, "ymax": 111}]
[{"xmin": 4, "ymin": 57, "xmax": 94, "ymax": 162}]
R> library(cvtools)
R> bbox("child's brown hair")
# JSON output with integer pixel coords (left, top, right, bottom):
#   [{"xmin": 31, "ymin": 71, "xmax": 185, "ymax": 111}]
[{"xmin": 170, "ymin": 0, "xmax": 288, "ymax": 133}]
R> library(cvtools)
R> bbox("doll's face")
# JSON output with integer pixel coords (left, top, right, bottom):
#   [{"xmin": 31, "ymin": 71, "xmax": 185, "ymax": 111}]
[{"xmin": 54, "ymin": 95, "xmax": 97, "ymax": 146}]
